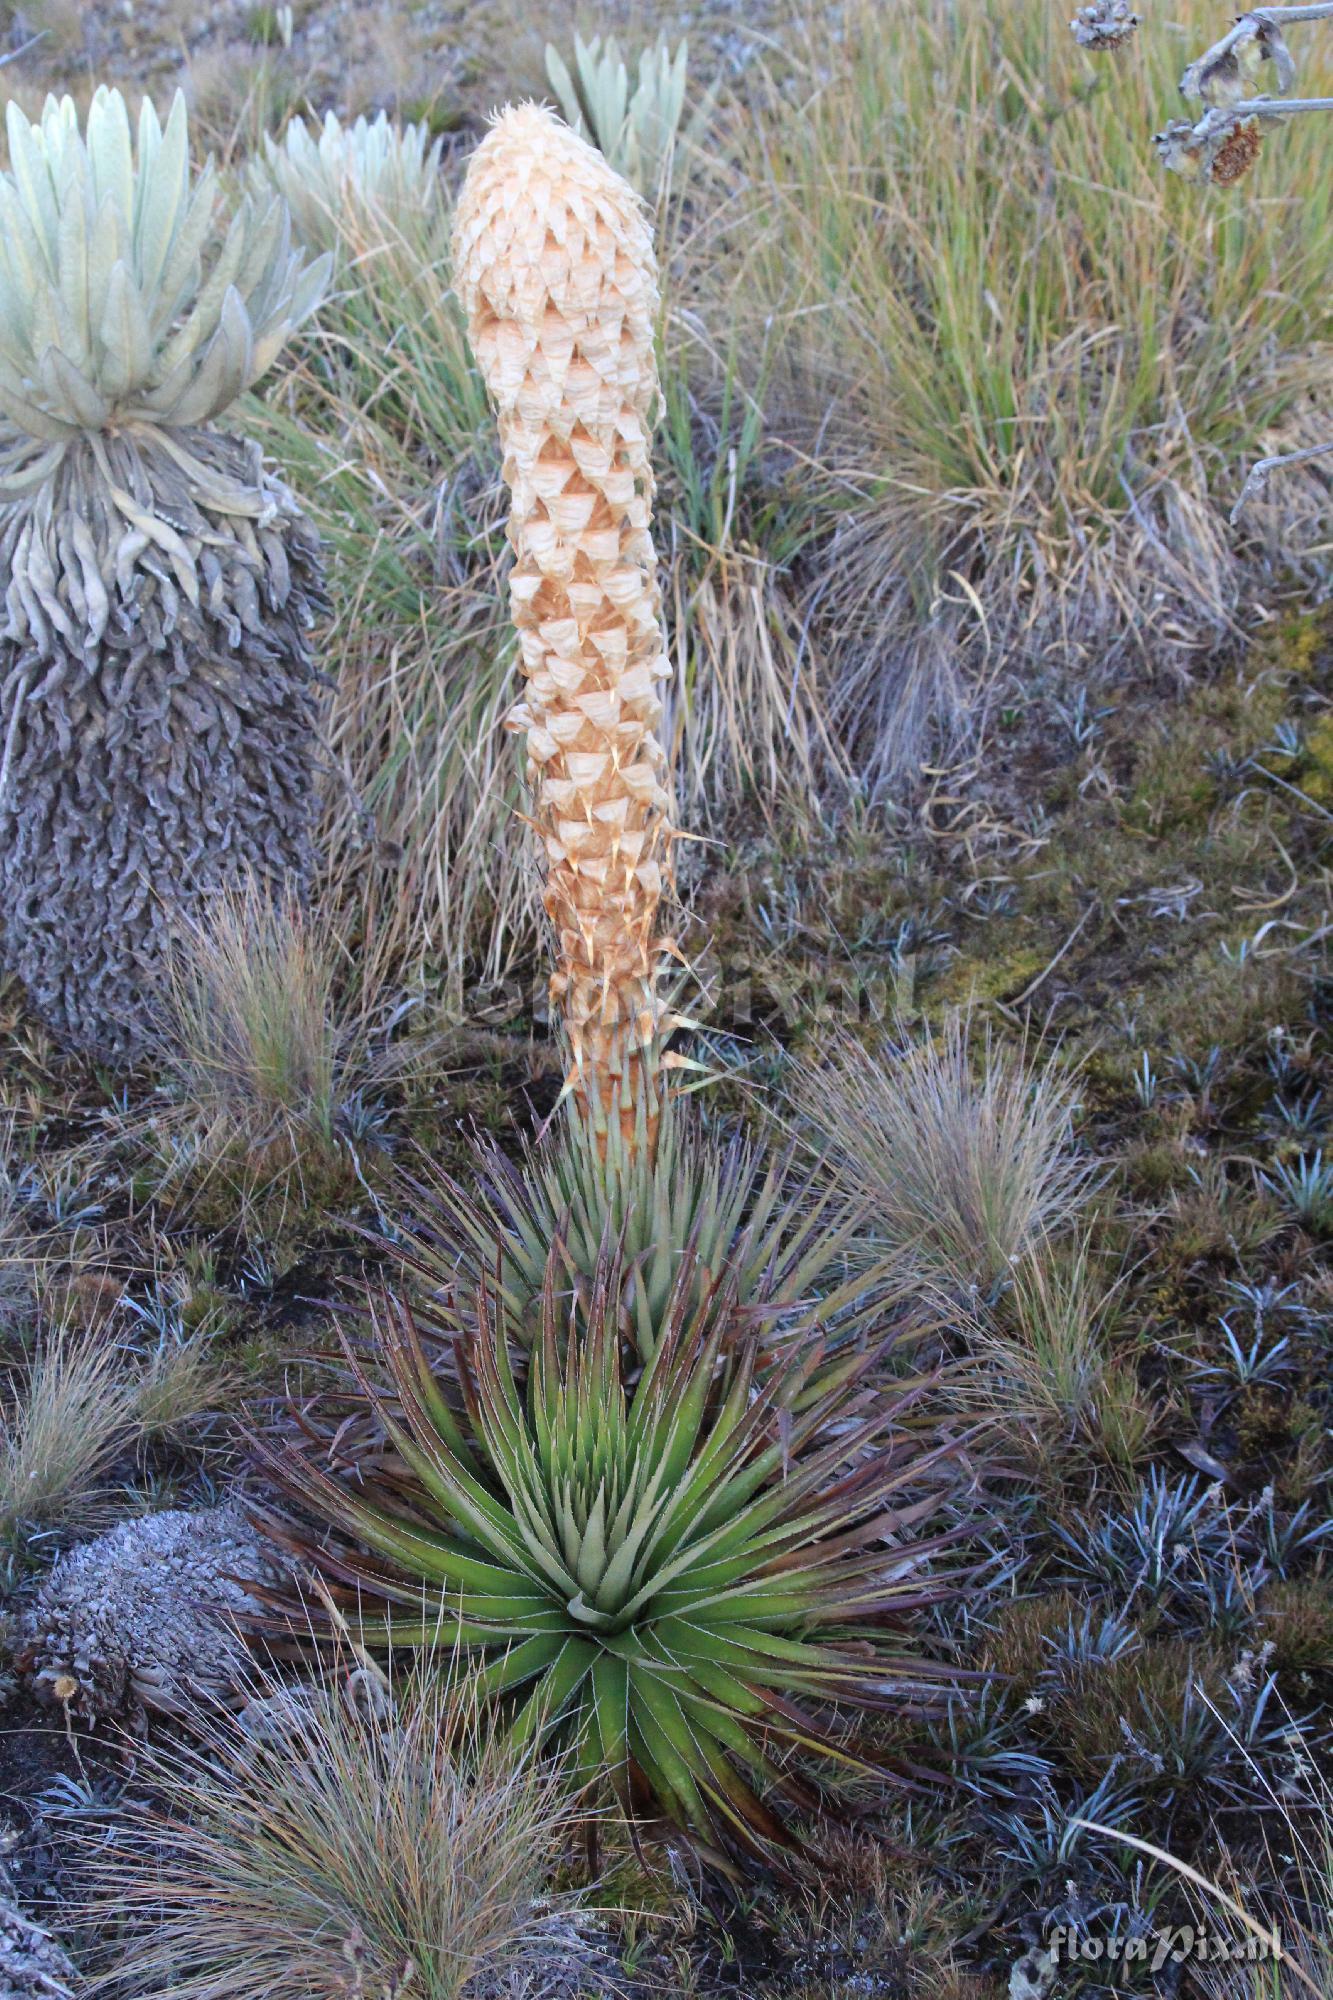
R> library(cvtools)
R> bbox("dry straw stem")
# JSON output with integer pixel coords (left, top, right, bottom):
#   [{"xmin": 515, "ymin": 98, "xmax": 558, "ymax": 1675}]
[
  {"xmin": 794, "ymin": 1014, "xmax": 1097, "ymax": 1299},
  {"xmin": 1072, "ymin": 1817, "xmax": 1326, "ymax": 2000},
  {"xmin": 453, "ymin": 105, "xmax": 677, "ymax": 1155},
  {"xmin": 1181, "ymin": 1702, "xmax": 1333, "ymax": 2000}
]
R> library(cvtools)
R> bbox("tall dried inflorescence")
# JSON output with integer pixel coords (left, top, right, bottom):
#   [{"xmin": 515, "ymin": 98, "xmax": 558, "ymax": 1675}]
[
  {"xmin": 0, "ymin": 89, "xmax": 329, "ymax": 1058},
  {"xmin": 453, "ymin": 105, "xmax": 675, "ymax": 1156}
]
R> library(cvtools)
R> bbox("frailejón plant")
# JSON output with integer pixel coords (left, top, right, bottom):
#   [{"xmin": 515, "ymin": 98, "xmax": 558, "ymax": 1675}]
[
  {"xmin": 0, "ymin": 88, "xmax": 329, "ymax": 1055},
  {"xmin": 544, "ymin": 33, "xmax": 716, "ymax": 198},
  {"xmin": 256, "ymin": 110, "xmax": 445, "ymax": 256}
]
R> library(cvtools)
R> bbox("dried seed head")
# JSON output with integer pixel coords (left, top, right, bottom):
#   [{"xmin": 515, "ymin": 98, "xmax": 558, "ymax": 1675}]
[
  {"xmin": 1209, "ymin": 116, "xmax": 1264, "ymax": 185},
  {"xmin": 1155, "ymin": 110, "xmax": 1264, "ymax": 186},
  {"xmin": 454, "ymin": 105, "xmax": 675, "ymax": 1154},
  {"xmin": 1070, "ymin": 1, "xmax": 1140, "ymax": 51},
  {"xmin": 1155, "ymin": 118, "xmax": 1209, "ymax": 182}
]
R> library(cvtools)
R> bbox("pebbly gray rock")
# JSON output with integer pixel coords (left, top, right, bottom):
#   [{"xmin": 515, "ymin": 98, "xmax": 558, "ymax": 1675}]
[{"xmin": 17, "ymin": 1502, "xmax": 283, "ymax": 1724}]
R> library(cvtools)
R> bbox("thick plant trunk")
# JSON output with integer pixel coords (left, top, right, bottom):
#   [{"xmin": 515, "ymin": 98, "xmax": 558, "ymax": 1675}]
[{"xmin": 0, "ymin": 429, "xmax": 326, "ymax": 1061}]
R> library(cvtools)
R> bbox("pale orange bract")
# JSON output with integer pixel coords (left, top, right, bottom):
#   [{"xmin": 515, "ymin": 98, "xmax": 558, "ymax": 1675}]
[{"xmin": 453, "ymin": 104, "xmax": 675, "ymax": 1156}]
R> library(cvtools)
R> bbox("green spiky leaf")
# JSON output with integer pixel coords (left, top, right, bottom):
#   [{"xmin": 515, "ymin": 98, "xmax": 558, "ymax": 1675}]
[{"xmin": 395, "ymin": 1091, "xmax": 896, "ymax": 1367}]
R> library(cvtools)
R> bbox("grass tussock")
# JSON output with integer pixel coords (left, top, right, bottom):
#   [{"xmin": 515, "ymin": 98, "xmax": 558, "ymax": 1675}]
[
  {"xmin": 967, "ymin": 1234, "xmax": 1124, "ymax": 1461},
  {"xmin": 153, "ymin": 876, "xmax": 406, "ymax": 1192},
  {"xmin": 0, "ymin": 1141, "xmax": 33, "ymax": 1331},
  {"xmin": 0, "ymin": 1324, "xmax": 139, "ymax": 1550},
  {"xmin": 964, "ymin": 1233, "xmax": 1161, "ymax": 1476},
  {"xmin": 164, "ymin": 882, "xmax": 344, "ymax": 1150},
  {"xmin": 795, "ymin": 1013, "xmax": 1096, "ymax": 1297},
  {"xmin": 716, "ymin": 0, "xmax": 1333, "ymax": 784},
  {"xmin": 653, "ymin": 300, "xmax": 847, "ymax": 833},
  {"xmin": 82, "ymin": 1657, "xmax": 597, "ymax": 2000},
  {"xmin": 131, "ymin": 1320, "xmax": 235, "ymax": 1444}
]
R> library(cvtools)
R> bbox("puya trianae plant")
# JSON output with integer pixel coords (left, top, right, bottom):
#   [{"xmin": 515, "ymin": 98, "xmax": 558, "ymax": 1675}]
[
  {"xmin": 453, "ymin": 105, "xmax": 676, "ymax": 1159},
  {"xmin": 0, "ymin": 89, "xmax": 329, "ymax": 1057},
  {"xmin": 255, "ymin": 102, "xmax": 967, "ymax": 1868},
  {"xmin": 253, "ymin": 1243, "xmax": 965, "ymax": 1866}
]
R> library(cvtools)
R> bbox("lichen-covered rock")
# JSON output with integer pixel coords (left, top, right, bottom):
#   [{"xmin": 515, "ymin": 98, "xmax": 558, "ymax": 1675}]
[
  {"xmin": 17, "ymin": 1503, "xmax": 282, "ymax": 1724},
  {"xmin": 472, "ymin": 1919, "xmax": 616, "ymax": 1999},
  {"xmin": 0, "ymin": 430, "xmax": 327, "ymax": 1061},
  {"xmin": 0, "ymin": 1857, "xmax": 79, "ymax": 1999}
]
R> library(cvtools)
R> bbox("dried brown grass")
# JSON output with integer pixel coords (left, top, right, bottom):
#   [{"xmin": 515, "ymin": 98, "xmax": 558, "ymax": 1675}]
[{"xmin": 0, "ymin": 1322, "xmax": 139, "ymax": 1548}]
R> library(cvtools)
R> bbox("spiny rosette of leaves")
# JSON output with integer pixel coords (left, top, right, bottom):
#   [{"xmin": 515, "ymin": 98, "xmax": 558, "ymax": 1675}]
[
  {"xmin": 393, "ymin": 1092, "xmax": 882, "ymax": 1364},
  {"xmin": 253, "ymin": 1246, "xmax": 967, "ymax": 1865},
  {"xmin": 0, "ymin": 88, "xmax": 330, "ymax": 1057}
]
